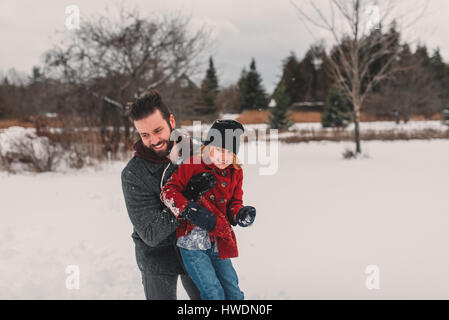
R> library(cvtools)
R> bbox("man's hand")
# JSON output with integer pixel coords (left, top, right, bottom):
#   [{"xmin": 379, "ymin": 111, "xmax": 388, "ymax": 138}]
[
  {"xmin": 183, "ymin": 172, "xmax": 217, "ymax": 201},
  {"xmin": 180, "ymin": 200, "xmax": 216, "ymax": 231},
  {"xmin": 235, "ymin": 206, "xmax": 256, "ymax": 227}
]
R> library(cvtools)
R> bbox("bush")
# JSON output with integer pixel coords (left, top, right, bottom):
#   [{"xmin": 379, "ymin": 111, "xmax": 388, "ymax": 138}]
[
  {"xmin": 267, "ymin": 84, "xmax": 294, "ymax": 130},
  {"xmin": 342, "ymin": 148, "xmax": 356, "ymax": 159},
  {"xmin": 0, "ymin": 126, "xmax": 63, "ymax": 173},
  {"xmin": 322, "ymin": 87, "xmax": 352, "ymax": 129}
]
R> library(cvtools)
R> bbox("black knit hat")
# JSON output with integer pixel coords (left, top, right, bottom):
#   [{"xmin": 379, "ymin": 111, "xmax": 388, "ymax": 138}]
[{"xmin": 203, "ymin": 119, "xmax": 245, "ymax": 155}]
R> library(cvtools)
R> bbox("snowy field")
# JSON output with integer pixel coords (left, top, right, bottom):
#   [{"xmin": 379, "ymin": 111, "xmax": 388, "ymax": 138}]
[{"xmin": 1, "ymin": 139, "xmax": 449, "ymax": 299}]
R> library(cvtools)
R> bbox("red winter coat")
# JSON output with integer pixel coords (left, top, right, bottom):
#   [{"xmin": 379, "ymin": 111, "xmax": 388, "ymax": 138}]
[{"xmin": 160, "ymin": 154, "xmax": 244, "ymax": 259}]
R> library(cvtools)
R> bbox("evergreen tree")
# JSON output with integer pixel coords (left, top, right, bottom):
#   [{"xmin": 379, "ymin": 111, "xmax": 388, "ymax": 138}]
[
  {"xmin": 238, "ymin": 58, "xmax": 268, "ymax": 110},
  {"xmin": 237, "ymin": 68, "xmax": 248, "ymax": 112},
  {"xmin": 199, "ymin": 57, "xmax": 219, "ymax": 115},
  {"xmin": 430, "ymin": 48, "xmax": 449, "ymax": 103},
  {"xmin": 275, "ymin": 44, "xmax": 332, "ymax": 104},
  {"xmin": 321, "ymin": 87, "xmax": 352, "ymax": 129},
  {"xmin": 32, "ymin": 66, "xmax": 42, "ymax": 82},
  {"xmin": 297, "ymin": 49, "xmax": 317, "ymax": 102},
  {"xmin": 312, "ymin": 43, "xmax": 333, "ymax": 102},
  {"xmin": 278, "ymin": 52, "xmax": 302, "ymax": 103},
  {"xmin": 267, "ymin": 83, "xmax": 293, "ymax": 130},
  {"xmin": 415, "ymin": 45, "xmax": 430, "ymax": 67}
]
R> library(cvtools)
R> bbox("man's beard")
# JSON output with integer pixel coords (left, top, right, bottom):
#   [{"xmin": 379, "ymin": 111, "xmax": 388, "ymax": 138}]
[
  {"xmin": 147, "ymin": 139, "xmax": 174, "ymax": 158},
  {"xmin": 143, "ymin": 123, "xmax": 174, "ymax": 158}
]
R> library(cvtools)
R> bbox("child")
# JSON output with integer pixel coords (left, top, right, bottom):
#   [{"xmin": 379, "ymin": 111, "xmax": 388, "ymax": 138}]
[{"xmin": 160, "ymin": 119, "xmax": 256, "ymax": 300}]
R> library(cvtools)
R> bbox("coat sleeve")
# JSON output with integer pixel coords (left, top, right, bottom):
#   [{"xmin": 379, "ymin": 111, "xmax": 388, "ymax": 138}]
[
  {"xmin": 227, "ymin": 168, "xmax": 244, "ymax": 224},
  {"xmin": 160, "ymin": 162, "xmax": 193, "ymax": 218},
  {"xmin": 121, "ymin": 168, "xmax": 180, "ymax": 247}
]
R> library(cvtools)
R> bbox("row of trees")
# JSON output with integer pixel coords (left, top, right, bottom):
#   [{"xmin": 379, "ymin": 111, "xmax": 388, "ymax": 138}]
[
  {"xmin": 0, "ymin": 7, "xmax": 272, "ymax": 161},
  {"xmin": 1, "ymin": 2, "xmax": 449, "ymax": 159},
  {"xmin": 195, "ymin": 56, "xmax": 269, "ymax": 116},
  {"xmin": 0, "ymin": 57, "xmax": 269, "ymax": 123},
  {"xmin": 193, "ymin": 56, "xmax": 270, "ymax": 116},
  {"xmin": 319, "ymin": 44, "xmax": 449, "ymax": 129},
  {"xmin": 269, "ymin": 26, "xmax": 449, "ymax": 129},
  {"xmin": 289, "ymin": 0, "xmax": 448, "ymax": 155}
]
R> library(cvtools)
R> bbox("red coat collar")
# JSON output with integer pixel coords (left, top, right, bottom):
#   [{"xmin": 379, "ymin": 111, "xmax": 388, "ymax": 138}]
[{"xmin": 200, "ymin": 153, "xmax": 233, "ymax": 174}]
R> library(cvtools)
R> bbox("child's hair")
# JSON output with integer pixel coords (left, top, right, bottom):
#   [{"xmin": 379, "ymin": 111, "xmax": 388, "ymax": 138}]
[{"xmin": 199, "ymin": 144, "xmax": 242, "ymax": 170}]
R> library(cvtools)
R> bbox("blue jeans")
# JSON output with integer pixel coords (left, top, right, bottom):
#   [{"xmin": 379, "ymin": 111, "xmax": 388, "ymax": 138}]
[{"xmin": 179, "ymin": 242, "xmax": 244, "ymax": 300}]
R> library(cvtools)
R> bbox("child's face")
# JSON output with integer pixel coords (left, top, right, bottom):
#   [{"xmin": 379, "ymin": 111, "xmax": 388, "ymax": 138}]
[{"xmin": 208, "ymin": 146, "xmax": 234, "ymax": 169}]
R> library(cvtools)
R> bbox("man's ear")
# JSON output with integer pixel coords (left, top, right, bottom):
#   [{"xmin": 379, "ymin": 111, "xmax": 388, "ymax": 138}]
[{"xmin": 169, "ymin": 114, "xmax": 176, "ymax": 129}]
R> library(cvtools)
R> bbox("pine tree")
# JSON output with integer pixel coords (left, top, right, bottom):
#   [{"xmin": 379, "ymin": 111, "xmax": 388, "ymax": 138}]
[
  {"xmin": 431, "ymin": 48, "xmax": 449, "ymax": 103},
  {"xmin": 32, "ymin": 66, "xmax": 42, "ymax": 82},
  {"xmin": 199, "ymin": 57, "xmax": 219, "ymax": 115},
  {"xmin": 278, "ymin": 52, "xmax": 302, "ymax": 103},
  {"xmin": 267, "ymin": 84, "xmax": 293, "ymax": 130},
  {"xmin": 275, "ymin": 44, "xmax": 332, "ymax": 104},
  {"xmin": 237, "ymin": 68, "xmax": 248, "ymax": 112},
  {"xmin": 238, "ymin": 58, "xmax": 268, "ymax": 110},
  {"xmin": 321, "ymin": 87, "xmax": 352, "ymax": 129},
  {"xmin": 297, "ymin": 49, "xmax": 317, "ymax": 102}
]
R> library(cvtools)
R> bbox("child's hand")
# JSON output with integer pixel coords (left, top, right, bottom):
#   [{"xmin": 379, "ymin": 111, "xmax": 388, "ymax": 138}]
[
  {"xmin": 183, "ymin": 172, "xmax": 217, "ymax": 201},
  {"xmin": 236, "ymin": 206, "xmax": 256, "ymax": 227},
  {"xmin": 181, "ymin": 200, "xmax": 217, "ymax": 231}
]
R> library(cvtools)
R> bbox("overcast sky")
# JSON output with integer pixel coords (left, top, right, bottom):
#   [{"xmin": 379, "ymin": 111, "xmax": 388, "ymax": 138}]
[{"xmin": 0, "ymin": 0, "xmax": 448, "ymax": 92}]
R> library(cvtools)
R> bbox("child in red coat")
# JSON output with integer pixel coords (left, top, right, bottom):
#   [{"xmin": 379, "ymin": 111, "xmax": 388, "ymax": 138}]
[{"xmin": 160, "ymin": 120, "xmax": 256, "ymax": 300}]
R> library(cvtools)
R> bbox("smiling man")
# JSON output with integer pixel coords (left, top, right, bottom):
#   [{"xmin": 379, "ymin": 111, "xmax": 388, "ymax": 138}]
[{"xmin": 121, "ymin": 90, "xmax": 205, "ymax": 300}]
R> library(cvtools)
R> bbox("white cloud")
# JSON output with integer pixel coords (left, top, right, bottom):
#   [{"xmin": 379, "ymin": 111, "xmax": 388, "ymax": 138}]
[{"xmin": 0, "ymin": 0, "xmax": 448, "ymax": 92}]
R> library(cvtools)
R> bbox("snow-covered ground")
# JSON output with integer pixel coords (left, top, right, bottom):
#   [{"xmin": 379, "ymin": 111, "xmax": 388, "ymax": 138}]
[{"xmin": 1, "ymin": 139, "xmax": 449, "ymax": 299}]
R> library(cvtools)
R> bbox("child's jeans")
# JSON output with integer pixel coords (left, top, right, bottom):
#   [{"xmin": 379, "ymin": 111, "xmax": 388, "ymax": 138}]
[{"xmin": 179, "ymin": 242, "xmax": 244, "ymax": 300}]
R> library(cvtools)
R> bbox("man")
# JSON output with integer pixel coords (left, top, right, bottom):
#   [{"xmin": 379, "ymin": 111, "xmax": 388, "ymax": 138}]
[{"xmin": 121, "ymin": 90, "xmax": 215, "ymax": 300}]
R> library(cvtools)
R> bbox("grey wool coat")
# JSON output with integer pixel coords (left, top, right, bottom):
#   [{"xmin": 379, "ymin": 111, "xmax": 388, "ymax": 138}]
[{"xmin": 121, "ymin": 156, "xmax": 186, "ymax": 275}]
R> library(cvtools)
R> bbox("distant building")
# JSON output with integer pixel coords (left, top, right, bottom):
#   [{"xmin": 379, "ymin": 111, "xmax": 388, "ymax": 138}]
[
  {"xmin": 178, "ymin": 74, "xmax": 198, "ymax": 89},
  {"xmin": 291, "ymin": 101, "xmax": 324, "ymax": 112}
]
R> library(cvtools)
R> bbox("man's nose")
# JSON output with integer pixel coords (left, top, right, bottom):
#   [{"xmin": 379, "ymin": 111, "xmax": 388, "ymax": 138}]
[{"xmin": 149, "ymin": 136, "xmax": 160, "ymax": 146}]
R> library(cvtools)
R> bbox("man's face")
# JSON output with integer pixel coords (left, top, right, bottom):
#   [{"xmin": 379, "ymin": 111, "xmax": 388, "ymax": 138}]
[{"xmin": 134, "ymin": 109, "xmax": 176, "ymax": 157}]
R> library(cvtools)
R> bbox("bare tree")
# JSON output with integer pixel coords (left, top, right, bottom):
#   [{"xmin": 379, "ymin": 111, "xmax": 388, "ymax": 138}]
[
  {"xmin": 44, "ymin": 5, "xmax": 212, "ymax": 151},
  {"xmin": 291, "ymin": 0, "xmax": 428, "ymax": 154},
  {"xmin": 216, "ymin": 84, "xmax": 241, "ymax": 114}
]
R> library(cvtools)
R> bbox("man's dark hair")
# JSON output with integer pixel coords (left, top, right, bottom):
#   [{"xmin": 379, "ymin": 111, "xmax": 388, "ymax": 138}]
[{"xmin": 128, "ymin": 90, "xmax": 172, "ymax": 124}]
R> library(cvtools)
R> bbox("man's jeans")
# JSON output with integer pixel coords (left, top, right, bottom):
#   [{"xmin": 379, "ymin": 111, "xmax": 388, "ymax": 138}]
[
  {"xmin": 179, "ymin": 242, "xmax": 244, "ymax": 300},
  {"xmin": 141, "ymin": 273, "xmax": 201, "ymax": 300}
]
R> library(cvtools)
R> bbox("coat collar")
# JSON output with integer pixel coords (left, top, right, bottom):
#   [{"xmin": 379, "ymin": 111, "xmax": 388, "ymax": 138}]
[
  {"xmin": 201, "ymin": 153, "xmax": 233, "ymax": 174},
  {"xmin": 139, "ymin": 158, "xmax": 169, "ymax": 175},
  {"xmin": 133, "ymin": 130, "xmax": 196, "ymax": 175}
]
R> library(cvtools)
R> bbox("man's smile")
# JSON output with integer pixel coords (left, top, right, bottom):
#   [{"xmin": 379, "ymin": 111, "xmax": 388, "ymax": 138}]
[{"xmin": 152, "ymin": 141, "xmax": 166, "ymax": 151}]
